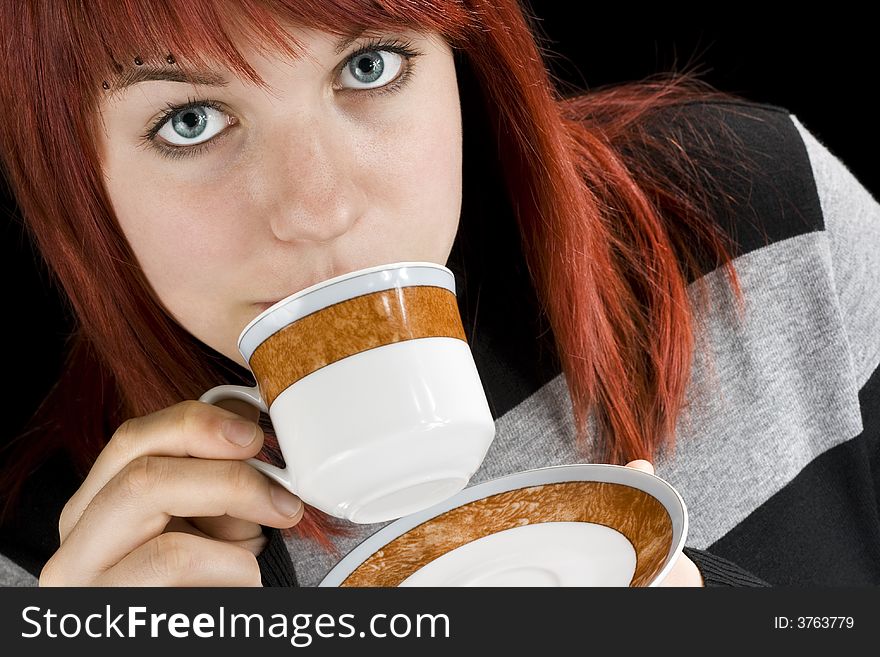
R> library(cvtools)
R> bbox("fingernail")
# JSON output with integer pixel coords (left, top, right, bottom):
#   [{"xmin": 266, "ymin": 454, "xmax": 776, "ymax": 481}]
[
  {"xmin": 221, "ymin": 419, "xmax": 257, "ymax": 446},
  {"xmin": 270, "ymin": 483, "xmax": 303, "ymax": 517}
]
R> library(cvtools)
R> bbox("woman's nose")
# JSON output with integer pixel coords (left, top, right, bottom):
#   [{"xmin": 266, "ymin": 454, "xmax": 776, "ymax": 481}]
[{"xmin": 261, "ymin": 120, "xmax": 366, "ymax": 244}]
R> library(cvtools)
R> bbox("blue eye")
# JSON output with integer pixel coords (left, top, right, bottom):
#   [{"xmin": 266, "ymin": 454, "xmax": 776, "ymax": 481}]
[
  {"xmin": 340, "ymin": 50, "xmax": 404, "ymax": 90},
  {"xmin": 155, "ymin": 103, "xmax": 230, "ymax": 148},
  {"xmin": 140, "ymin": 36, "xmax": 423, "ymax": 161}
]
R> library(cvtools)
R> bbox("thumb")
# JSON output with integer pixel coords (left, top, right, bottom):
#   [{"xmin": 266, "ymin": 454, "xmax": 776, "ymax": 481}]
[
  {"xmin": 624, "ymin": 459, "xmax": 654, "ymax": 475},
  {"xmin": 214, "ymin": 397, "xmax": 262, "ymax": 423}
]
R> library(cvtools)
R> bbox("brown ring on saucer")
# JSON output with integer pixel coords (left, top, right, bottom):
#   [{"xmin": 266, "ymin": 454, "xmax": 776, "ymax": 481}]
[
  {"xmin": 249, "ymin": 286, "xmax": 465, "ymax": 406},
  {"xmin": 340, "ymin": 481, "xmax": 673, "ymax": 587}
]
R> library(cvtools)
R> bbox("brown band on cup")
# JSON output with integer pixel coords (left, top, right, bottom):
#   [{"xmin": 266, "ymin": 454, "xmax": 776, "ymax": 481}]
[
  {"xmin": 249, "ymin": 285, "xmax": 466, "ymax": 407},
  {"xmin": 340, "ymin": 481, "xmax": 673, "ymax": 587}
]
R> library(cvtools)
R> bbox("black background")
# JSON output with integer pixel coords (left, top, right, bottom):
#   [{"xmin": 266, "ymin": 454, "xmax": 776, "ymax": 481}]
[
  {"xmin": 528, "ymin": 7, "xmax": 875, "ymax": 195},
  {"xmin": 2, "ymin": 7, "xmax": 876, "ymax": 446}
]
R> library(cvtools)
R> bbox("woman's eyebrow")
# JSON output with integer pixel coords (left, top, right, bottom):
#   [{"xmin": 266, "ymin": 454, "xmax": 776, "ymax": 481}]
[
  {"xmin": 108, "ymin": 29, "xmax": 370, "ymax": 98},
  {"xmin": 112, "ymin": 67, "xmax": 229, "ymax": 95}
]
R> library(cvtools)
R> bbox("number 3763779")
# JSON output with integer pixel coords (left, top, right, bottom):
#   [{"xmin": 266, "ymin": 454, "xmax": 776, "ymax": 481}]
[{"xmin": 774, "ymin": 617, "xmax": 854, "ymax": 629}]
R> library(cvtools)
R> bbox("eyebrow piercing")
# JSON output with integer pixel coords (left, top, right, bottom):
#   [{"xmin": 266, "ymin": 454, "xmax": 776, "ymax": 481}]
[{"xmin": 101, "ymin": 53, "xmax": 176, "ymax": 89}]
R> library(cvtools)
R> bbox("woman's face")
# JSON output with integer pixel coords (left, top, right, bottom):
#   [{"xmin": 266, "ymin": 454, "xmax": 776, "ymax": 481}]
[{"xmin": 98, "ymin": 27, "xmax": 462, "ymax": 369}]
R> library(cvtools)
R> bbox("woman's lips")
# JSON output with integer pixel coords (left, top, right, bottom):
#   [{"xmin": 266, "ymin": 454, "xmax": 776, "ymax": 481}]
[{"xmin": 251, "ymin": 267, "xmax": 359, "ymax": 314}]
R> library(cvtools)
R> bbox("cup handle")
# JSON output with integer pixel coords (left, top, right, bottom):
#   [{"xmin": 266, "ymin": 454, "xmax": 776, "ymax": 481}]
[{"xmin": 198, "ymin": 384, "xmax": 297, "ymax": 492}]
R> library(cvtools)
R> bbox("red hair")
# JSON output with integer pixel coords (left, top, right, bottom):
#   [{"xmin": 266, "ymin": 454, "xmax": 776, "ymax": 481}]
[{"xmin": 0, "ymin": 0, "xmax": 745, "ymax": 555}]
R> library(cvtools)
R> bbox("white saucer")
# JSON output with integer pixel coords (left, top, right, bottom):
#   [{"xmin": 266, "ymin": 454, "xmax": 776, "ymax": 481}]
[
  {"xmin": 399, "ymin": 521, "xmax": 638, "ymax": 586},
  {"xmin": 318, "ymin": 463, "xmax": 688, "ymax": 587}
]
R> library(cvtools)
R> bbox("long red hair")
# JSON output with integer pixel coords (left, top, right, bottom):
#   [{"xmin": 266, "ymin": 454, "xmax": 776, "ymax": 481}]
[{"xmin": 0, "ymin": 0, "xmax": 745, "ymax": 554}]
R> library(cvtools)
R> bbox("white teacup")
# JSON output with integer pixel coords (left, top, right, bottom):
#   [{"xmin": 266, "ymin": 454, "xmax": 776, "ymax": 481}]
[{"xmin": 199, "ymin": 261, "xmax": 496, "ymax": 524}]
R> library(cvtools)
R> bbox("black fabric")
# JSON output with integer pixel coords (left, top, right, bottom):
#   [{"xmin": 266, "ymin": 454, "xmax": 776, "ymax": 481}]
[
  {"xmin": 0, "ymin": 449, "xmax": 80, "ymax": 580},
  {"xmin": 682, "ymin": 547, "xmax": 771, "ymax": 587},
  {"xmin": 256, "ymin": 526, "xmax": 298, "ymax": 587}
]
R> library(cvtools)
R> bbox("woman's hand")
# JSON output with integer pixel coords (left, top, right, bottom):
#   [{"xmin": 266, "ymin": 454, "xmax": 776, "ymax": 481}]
[
  {"xmin": 623, "ymin": 459, "xmax": 704, "ymax": 587},
  {"xmin": 39, "ymin": 399, "xmax": 304, "ymax": 586}
]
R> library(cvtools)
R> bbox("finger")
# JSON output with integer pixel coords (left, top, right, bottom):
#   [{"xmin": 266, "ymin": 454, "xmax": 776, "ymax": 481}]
[
  {"xmin": 186, "ymin": 512, "xmax": 268, "ymax": 545},
  {"xmin": 624, "ymin": 459, "xmax": 654, "ymax": 474},
  {"xmin": 51, "ymin": 456, "xmax": 304, "ymax": 583},
  {"xmin": 59, "ymin": 400, "xmax": 265, "ymax": 543},
  {"xmin": 657, "ymin": 553, "xmax": 704, "ymax": 587},
  {"xmin": 164, "ymin": 517, "xmax": 268, "ymax": 557},
  {"xmin": 93, "ymin": 532, "xmax": 263, "ymax": 587}
]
